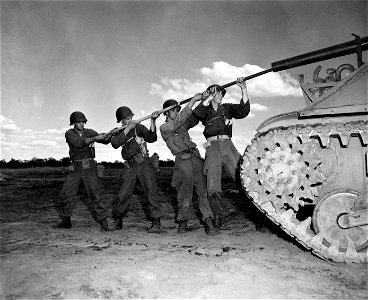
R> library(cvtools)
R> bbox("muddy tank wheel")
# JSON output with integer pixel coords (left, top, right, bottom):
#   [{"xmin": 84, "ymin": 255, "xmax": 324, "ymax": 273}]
[
  {"xmin": 242, "ymin": 128, "xmax": 325, "ymax": 212},
  {"xmin": 313, "ymin": 190, "xmax": 368, "ymax": 251}
]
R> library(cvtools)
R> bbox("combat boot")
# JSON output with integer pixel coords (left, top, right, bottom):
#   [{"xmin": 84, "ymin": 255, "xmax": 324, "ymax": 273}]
[
  {"xmin": 205, "ymin": 217, "xmax": 219, "ymax": 235},
  {"xmin": 178, "ymin": 220, "xmax": 188, "ymax": 234},
  {"xmin": 148, "ymin": 217, "xmax": 164, "ymax": 234},
  {"xmin": 113, "ymin": 217, "xmax": 123, "ymax": 230},
  {"xmin": 213, "ymin": 215, "xmax": 223, "ymax": 230},
  {"xmin": 99, "ymin": 217, "xmax": 116, "ymax": 232},
  {"xmin": 53, "ymin": 217, "xmax": 72, "ymax": 229}
]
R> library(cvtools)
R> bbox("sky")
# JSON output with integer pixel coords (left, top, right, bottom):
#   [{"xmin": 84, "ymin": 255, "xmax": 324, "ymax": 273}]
[{"xmin": 1, "ymin": 0, "xmax": 367, "ymax": 162}]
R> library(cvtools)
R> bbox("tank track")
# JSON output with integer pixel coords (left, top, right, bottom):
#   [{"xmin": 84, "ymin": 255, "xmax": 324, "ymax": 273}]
[{"xmin": 241, "ymin": 120, "xmax": 368, "ymax": 263}]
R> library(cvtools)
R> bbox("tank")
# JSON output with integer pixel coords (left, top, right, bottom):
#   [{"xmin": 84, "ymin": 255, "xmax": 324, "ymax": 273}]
[{"xmin": 240, "ymin": 36, "xmax": 368, "ymax": 263}]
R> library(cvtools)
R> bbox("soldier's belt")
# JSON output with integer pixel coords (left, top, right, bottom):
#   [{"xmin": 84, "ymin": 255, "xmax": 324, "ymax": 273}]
[
  {"xmin": 175, "ymin": 147, "xmax": 199, "ymax": 160},
  {"xmin": 177, "ymin": 147, "xmax": 197, "ymax": 155},
  {"xmin": 126, "ymin": 153, "xmax": 148, "ymax": 167},
  {"xmin": 69, "ymin": 158, "xmax": 96, "ymax": 171},
  {"xmin": 206, "ymin": 135, "xmax": 230, "ymax": 142}
]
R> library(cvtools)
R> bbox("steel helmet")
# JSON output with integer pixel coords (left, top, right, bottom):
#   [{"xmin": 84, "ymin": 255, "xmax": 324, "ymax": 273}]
[
  {"xmin": 69, "ymin": 111, "xmax": 87, "ymax": 125},
  {"xmin": 207, "ymin": 84, "xmax": 226, "ymax": 96},
  {"xmin": 116, "ymin": 106, "xmax": 134, "ymax": 123},
  {"xmin": 163, "ymin": 99, "xmax": 181, "ymax": 114}
]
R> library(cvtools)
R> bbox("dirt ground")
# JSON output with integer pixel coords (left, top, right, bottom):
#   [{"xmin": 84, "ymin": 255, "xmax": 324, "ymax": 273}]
[{"xmin": 0, "ymin": 166, "xmax": 367, "ymax": 299}]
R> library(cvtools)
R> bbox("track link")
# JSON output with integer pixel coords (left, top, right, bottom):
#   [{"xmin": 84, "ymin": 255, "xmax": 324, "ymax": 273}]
[{"xmin": 241, "ymin": 120, "xmax": 368, "ymax": 263}]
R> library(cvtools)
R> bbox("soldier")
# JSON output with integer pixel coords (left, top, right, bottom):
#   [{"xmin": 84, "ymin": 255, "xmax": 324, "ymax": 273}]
[
  {"xmin": 192, "ymin": 78, "xmax": 250, "ymax": 230},
  {"xmin": 110, "ymin": 106, "xmax": 164, "ymax": 233},
  {"xmin": 160, "ymin": 94, "xmax": 219, "ymax": 235},
  {"xmin": 54, "ymin": 111, "xmax": 114, "ymax": 231}
]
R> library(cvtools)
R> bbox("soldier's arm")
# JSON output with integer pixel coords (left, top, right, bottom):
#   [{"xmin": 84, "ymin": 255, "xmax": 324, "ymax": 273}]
[
  {"xmin": 139, "ymin": 124, "xmax": 157, "ymax": 143},
  {"xmin": 111, "ymin": 131, "xmax": 131, "ymax": 149},
  {"xmin": 160, "ymin": 107, "xmax": 192, "ymax": 134},
  {"xmin": 65, "ymin": 130, "xmax": 101, "ymax": 148}
]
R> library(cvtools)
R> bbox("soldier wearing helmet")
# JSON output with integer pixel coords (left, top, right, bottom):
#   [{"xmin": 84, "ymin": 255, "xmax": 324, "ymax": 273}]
[
  {"xmin": 69, "ymin": 111, "xmax": 88, "ymax": 125},
  {"xmin": 53, "ymin": 111, "xmax": 115, "ymax": 232},
  {"xmin": 110, "ymin": 106, "xmax": 164, "ymax": 233},
  {"xmin": 160, "ymin": 95, "xmax": 219, "ymax": 235},
  {"xmin": 192, "ymin": 78, "xmax": 250, "ymax": 231},
  {"xmin": 115, "ymin": 106, "xmax": 134, "ymax": 123}
]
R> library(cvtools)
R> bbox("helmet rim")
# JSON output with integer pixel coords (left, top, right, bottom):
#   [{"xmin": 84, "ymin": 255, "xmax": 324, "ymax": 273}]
[
  {"xmin": 69, "ymin": 111, "xmax": 87, "ymax": 125},
  {"xmin": 207, "ymin": 84, "xmax": 226, "ymax": 96},
  {"xmin": 116, "ymin": 106, "xmax": 134, "ymax": 123},
  {"xmin": 163, "ymin": 99, "xmax": 181, "ymax": 114}
]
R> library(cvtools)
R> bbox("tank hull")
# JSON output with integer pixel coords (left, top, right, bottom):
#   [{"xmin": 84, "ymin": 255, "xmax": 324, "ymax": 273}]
[{"xmin": 240, "ymin": 64, "xmax": 368, "ymax": 263}]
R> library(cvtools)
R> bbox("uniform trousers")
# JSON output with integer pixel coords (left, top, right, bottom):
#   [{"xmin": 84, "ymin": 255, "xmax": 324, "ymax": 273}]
[
  {"xmin": 112, "ymin": 157, "xmax": 163, "ymax": 219},
  {"xmin": 172, "ymin": 150, "xmax": 214, "ymax": 221},
  {"xmin": 56, "ymin": 165, "xmax": 109, "ymax": 222},
  {"xmin": 203, "ymin": 139, "xmax": 242, "ymax": 216}
]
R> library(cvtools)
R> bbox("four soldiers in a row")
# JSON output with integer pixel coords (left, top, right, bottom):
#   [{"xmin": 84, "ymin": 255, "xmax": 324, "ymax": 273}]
[{"xmin": 54, "ymin": 78, "xmax": 250, "ymax": 235}]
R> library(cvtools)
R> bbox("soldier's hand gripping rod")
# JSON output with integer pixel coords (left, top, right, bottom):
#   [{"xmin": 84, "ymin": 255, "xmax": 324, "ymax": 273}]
[
  {"xmin": 108, "ymin": 99, "xmax": 199, "ymax": 135},
  {"xmin": 108, "ymin": 68, "xmax": 273, "ymax": 135}
]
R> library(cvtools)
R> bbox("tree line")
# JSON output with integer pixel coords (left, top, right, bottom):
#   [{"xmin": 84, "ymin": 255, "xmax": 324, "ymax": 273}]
[{"xmin": 0, "ymin": 157, "xmax": 174, "ymax": 169}]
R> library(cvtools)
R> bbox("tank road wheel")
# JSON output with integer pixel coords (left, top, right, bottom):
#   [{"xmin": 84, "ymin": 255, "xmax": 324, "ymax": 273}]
[{"xmin": 313, "ymin": 190, "xmax": 368, "ymax": 252}]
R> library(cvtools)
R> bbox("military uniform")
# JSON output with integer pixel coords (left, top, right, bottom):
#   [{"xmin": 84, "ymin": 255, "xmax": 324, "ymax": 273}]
[
  {"xmin": 192, "ymin": 98, "xmax": 250, "ymax": 217},
  {"xmin": 55, "ymin": 128, "xmax": 110, "ymax": 222},
  {"xmin": 111, "ymin": 124, "xmax": 163, "ymax": 221},
  {"xmin": 160, "ymin": 106, "xmax": 214, "ymax": 223}
]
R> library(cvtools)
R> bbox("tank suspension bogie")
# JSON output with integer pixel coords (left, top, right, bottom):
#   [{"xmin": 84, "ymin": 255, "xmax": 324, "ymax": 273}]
[{"xmin": 241, "ymin": 120, "xmax": 368, "ymax": 263}]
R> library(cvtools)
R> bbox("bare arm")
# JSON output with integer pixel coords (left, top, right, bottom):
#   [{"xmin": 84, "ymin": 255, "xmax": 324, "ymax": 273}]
[{"xmin": 237, "ymin": 77, "xmax": 250, "ymax": 103}]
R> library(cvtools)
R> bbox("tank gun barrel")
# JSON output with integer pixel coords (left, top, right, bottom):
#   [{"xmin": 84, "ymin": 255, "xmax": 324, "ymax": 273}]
[
  {"xmin": 218, "ymin": 36, "xmax": 368, "ymax": 92},
  {"xmin": 271, "ymin": 35, "xmax": 368, "ymax": 72}
]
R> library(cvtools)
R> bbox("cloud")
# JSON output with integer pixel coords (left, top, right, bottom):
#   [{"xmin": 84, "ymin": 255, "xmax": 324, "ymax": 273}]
[
  {"xmin": 0, "ymin": 122, "xmax": 131, "ymax": 162},
  {"xmin": 150, "ymin": 61, "xmax": 302, "ymax": 102},
  {"xmin": 201, "ymin": 61, "xmax": 246, "ymax": 82},
  {"xmin": 200, "ymin": 62, "xmax": 302, "ymax": 97},
  {"xmin": 0, "ymin": 115, "xmax": 20, "ymax": 132},
  {"xmin": 150, "ymin": 83, "xmax": 163, "ymax": 95},
  {"xmin": 150, "ymin": 76, "xmax": 206, "ymax": 102},
  {"xmin": 1, "ymin": 121, "xmax": 68, "ymax": 161},
  {"xmin": 247, "ymin": 112, "xmax": 256, "ymax": 118},
  {"xmin": 1, "ymin": 141, "xmax": 20, "ymax": 147},
  {"xmin": 250, "ymin": 103, "xmax": 268, "ymax": 111},
  {"xmin": 30, "ymin": 140, "xmax": 59, "ymax": 147},
  {"xmin": 44, "ymin": 129, "xmax": 65, "ymax": 134}
]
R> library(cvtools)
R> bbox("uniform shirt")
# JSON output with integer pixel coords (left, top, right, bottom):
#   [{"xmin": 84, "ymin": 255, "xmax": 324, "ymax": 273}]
[
  {"xmin": 65, "ymin": 128, "xmax": 98, "ymax": 160},
  {"xmin": 160, "ymin": 106, "xmax": 199, "ymax": 155},
  {"xmin": 192, "ymin": 99, "xmax": 250, "ymax": 139},
  {"xmin": 111, "ymin": 123, "xmax": 157, "ymax": 160}
]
